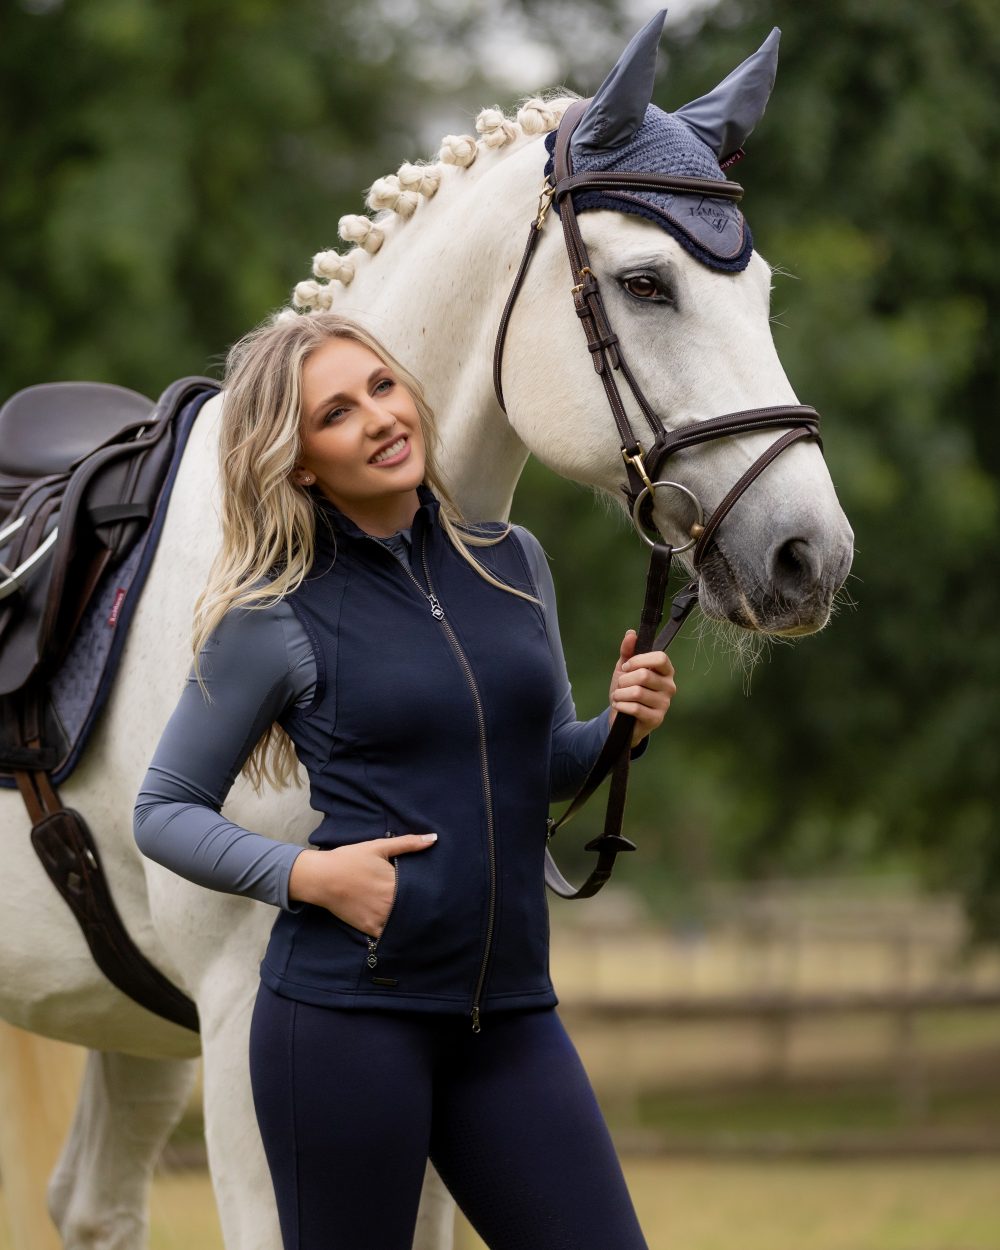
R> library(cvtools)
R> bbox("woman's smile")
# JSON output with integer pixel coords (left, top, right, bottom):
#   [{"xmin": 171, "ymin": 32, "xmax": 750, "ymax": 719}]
[{"xmin": 369, "ymin": 434, "xmax": 410, "ymax": 466}]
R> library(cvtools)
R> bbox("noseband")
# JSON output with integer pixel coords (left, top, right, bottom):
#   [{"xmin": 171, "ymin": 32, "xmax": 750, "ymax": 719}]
[{"xmin": 493, "ymin": 98, "xmax": 825, "ymax": 899}]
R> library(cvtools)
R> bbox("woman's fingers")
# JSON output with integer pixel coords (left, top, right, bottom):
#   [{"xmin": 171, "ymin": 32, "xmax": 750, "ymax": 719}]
[
  {"xmin": 622, "ymin": 649, "xmax": 674, "ymax": 677},
  {"xmin": 377, "ymin": 832, "xmax": 437, "ymax": 855},
  {"xmin": 615, "ymin": 669, "xmax": 675, "ymax": 693},
  {"xmin": 612, "ymin": 683, "xmax": 674, "ymax": 708},
  {"xmin": 608, "ymin": 643, "xmax": 677, "ymax": 745}
]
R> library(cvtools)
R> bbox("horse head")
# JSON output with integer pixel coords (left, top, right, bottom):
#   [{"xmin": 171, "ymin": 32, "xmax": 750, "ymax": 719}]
[{"xmin": 498, "ymin": 12, "xmax": 854, "ymax": 635}]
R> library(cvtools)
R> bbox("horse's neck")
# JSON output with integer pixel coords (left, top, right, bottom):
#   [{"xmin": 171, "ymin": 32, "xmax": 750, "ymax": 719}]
[{"xmin": 336, "ymin": 140, "xmax": 546, "ymax": 520}]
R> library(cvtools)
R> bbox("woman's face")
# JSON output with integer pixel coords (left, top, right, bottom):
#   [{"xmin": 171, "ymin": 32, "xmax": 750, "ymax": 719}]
[{"xmin": 297, "ymin": 337, "xmax": 426, "ymax": 535}]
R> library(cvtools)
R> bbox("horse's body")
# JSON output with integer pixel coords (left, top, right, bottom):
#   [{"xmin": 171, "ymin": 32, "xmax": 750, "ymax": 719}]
[{"xmin": 0, "ymin": 57, "xmax": 853, "ymax": 1250}]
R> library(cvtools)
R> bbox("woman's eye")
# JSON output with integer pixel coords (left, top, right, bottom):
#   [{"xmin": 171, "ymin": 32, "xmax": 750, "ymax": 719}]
[
  {"xmin": 374, "ymin": 378, "xmax": 394, "ymax": 394},
  {"xmin": 622, "ymin": 274, "xmax": 672, "ymax": 302},
  {"xmin": 323, "ymin": 407, "xmax": 346, "ymax": 423}
]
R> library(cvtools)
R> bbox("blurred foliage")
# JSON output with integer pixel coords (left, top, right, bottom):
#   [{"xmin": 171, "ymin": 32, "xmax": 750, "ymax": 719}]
[
  {"xmin": 2, "ymin": 1, "xmax": 997, "ymax": 933},
  {"xmin": 521, "ymin": 0, "xmax": 1000, "ymax": 937}
]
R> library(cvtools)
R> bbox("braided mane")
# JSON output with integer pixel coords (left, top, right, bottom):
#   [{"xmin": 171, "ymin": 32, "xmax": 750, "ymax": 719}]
[{"xmin": 283, "ymin": 95, "xmax": 574, "ymax": 319}]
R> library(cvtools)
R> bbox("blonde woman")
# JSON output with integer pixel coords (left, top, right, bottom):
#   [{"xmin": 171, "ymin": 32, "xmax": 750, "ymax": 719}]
[{"xmin": 133, "ymin": 311, "xmax": 676, "ymax": 1249}]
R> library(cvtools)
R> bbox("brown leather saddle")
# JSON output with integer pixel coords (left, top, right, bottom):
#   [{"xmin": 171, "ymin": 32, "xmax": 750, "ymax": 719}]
[{"xmin": 1, "ymin": 376, "xmax": 219, "ymax": 1032}]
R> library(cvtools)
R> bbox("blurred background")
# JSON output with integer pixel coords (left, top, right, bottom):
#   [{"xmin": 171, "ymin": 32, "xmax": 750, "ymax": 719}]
[{"xmin": 2, "ymin": 0, "xmax": 998, "ymax": 1246}]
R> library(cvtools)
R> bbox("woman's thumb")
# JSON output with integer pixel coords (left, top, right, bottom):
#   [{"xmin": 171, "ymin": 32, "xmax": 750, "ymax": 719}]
[{"xmin": 619, "ymin": 628, "xmax": 637, "ymax": 662}]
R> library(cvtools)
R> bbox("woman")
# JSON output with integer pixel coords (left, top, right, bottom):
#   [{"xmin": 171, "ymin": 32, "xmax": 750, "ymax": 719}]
[{"xmin": 133, "ymin": 311, "xmax": 676, "ymax": 1250}]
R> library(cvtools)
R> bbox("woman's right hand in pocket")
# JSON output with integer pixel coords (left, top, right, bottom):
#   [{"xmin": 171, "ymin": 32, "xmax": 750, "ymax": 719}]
[{"xmin": 288, "ymin": 833, "xmax": 437, "ymax": 935}]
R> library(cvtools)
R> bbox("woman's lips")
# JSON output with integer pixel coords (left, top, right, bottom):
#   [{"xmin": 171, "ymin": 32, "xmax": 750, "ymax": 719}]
[{"xmin": 369, "ymin": 436, "xmax": 410, "ymax": 467}]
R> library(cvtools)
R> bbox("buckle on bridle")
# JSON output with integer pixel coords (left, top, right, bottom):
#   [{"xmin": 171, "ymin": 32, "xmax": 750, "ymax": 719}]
[
  {"xmin": 535, "ymin": 179, "xmax": 555, "ymax": 230},
  {"xmin": 622, "ymin": 445, "xmax": 654, "ymax": 494},
  {"xmin": 570, "ymin": 266, "xmax": 593, "ymax": 296}
]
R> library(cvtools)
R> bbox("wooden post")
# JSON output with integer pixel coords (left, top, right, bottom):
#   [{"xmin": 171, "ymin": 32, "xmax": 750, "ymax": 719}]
[{"xmin": 0, "ymin": 1022, "xmax": 85, "ymax": 1250}]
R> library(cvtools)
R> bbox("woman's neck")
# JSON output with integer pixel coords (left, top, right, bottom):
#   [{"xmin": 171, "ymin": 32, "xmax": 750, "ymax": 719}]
[{"xmin": 317, "ymin": 486, "xmax": 420, "ymax": 538}]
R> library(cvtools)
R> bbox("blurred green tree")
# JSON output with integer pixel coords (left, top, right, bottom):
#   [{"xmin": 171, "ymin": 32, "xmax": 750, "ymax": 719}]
[
  {"xmin": 0, "ymin": 0, "xmax": 436, "ymax": 392},
  {"xmin": 517, "ymin": 0, "xmax": 1000, "ymax": 938},
  {"xmin": 3, "ymin": 0, "xmax": 996, "ymax": 934}
]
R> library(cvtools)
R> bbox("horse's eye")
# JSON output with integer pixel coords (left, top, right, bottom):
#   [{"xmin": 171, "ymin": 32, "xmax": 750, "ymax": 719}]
[{"xmin": 622, "ymin": 274, "xmax": 671, "ymax": 302}]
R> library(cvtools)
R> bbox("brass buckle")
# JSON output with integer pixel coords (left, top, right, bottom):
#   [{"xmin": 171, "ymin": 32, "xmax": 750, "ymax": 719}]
[
  {"xmin": 570, "ymin": 266, "xmax": 593, "ymax": 296},
  {"xmin": 535, "ymin": 179, "xmax": 555, "ymax": 229},
  {"xmin": 621, "ymin": 445, "xmax": 654, "ymax": 494}
]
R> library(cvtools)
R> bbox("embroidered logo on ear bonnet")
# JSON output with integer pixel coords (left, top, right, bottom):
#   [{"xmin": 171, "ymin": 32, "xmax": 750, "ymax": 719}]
[
  {"xmin": 545, "ymin": 12, "xmax": 781, "ymax": 275},
  {"xmin": 544, "ymin": 109, "xmax": 752, "ymax": 272}
]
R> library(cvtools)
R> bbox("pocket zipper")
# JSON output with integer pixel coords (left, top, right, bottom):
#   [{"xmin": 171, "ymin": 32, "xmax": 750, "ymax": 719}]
[{"xmin": 366, "ymin": 832, "xmax": 399, "ymax": 970}]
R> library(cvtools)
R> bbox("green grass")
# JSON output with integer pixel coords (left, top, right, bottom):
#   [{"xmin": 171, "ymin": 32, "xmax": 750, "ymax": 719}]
[
  {"xmin": 6, "ymin": 1160, "xmax": 999, "ymax": 1250},
  {"xmin": 635, "ymin": 1074, "xmax": 1000, "ymax": 1138},
  {"xmin": 458, "ymin": 1158, "xmax": 1000, "ymax": 1250}
]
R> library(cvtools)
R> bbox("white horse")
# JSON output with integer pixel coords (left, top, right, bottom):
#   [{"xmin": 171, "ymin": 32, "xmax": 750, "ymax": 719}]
[{"xmin": 0, "ymin": 22, "xmax": 853, "ymax": 1250}]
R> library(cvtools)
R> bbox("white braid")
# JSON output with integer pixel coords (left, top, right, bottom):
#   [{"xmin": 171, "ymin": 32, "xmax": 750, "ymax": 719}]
[
  {"xmin": 516, "ymin": 96, "xmax": 566, "ymax": 135},
  {"xmin": 339, "ymin": 214, "xmax": 385, "ymax": 254},
  {"xmin": 292, "ymin": 280, "xmax": 321, "ymax": 309},
  {"xmin": 366, "ymin": 174, "xmax": 420, "ymax": 218},
  {"xmin": 438, "ymin": 134, "xmax": 478, "ymax": 168},
  {"xmin": 292, "ymin": 279, "xmax": 334, "ymax": 312},
  {"xmin": 312, "ymin": 249, "xmax": 356, "ymax": 284},
  {"xmin": 287, "ymin": 94, "xmax": 577, "ymax": 314},
  {"xmin": 475, "ymin": 108, "xmax": 518, "ymax": 149},
  {"xmin": 397, "ymin": 161, "xmax": 442, "ymax": 198}
]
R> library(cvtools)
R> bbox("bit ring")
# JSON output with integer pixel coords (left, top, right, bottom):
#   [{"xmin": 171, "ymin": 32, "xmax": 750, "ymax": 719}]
[{"xmin": 630, "ymin": 480, "xmax": 705, "ymax": 553}]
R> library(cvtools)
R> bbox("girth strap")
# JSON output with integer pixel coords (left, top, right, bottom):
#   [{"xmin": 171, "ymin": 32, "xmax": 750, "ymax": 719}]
[{"xmin": 14, "ymin": 749, "xmax": 200, "ymax": 1032}]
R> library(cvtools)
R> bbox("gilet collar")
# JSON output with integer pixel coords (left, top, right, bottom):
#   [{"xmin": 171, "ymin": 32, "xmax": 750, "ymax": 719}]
[{"xmin": 308, "ymin": 481, "xmax": 440, "ymax": 546}]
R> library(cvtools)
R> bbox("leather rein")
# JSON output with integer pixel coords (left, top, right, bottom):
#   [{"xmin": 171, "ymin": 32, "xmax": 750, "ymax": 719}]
[{"xmin": 493, "ymin": 98, "xmax": 824, "ymax": 899}]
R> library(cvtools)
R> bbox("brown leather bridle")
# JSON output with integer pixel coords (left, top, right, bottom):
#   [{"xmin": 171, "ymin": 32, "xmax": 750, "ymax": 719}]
[{"xmin": 493, "ymin": 98, "xmax": 826, "ymax": 899}]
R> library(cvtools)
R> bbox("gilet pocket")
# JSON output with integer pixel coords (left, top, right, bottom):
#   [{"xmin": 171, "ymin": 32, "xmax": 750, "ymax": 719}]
[{"xmin": 364, "ymin": 832, "xmax": 402, "ymax": 971}]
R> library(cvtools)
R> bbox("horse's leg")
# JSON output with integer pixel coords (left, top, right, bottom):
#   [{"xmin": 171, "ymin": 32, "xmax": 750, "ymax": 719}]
[
  {"xmin": 196, "ymin": 946, "xmax": 455, "ymax": 1250},
  {"xmin": 196, "ymin": 948, "xmax": 281, "ymax": 1250},
  {"xmin": 46, "ymin": 1049, "xmax": 197, "ymax": 1250},
  {"xmin": 0, "ymin": 1023, "xmax": 85, "ymax": 1250},
  {"xmin": 413, "ymin": 1162, "xmax": 456, "ymax": 1250}
]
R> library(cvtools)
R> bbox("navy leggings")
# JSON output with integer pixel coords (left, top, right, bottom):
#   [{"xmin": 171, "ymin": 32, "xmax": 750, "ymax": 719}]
[{"xmin": 249, "ymin": 982, "xmax": 647, "ymax": 1250}]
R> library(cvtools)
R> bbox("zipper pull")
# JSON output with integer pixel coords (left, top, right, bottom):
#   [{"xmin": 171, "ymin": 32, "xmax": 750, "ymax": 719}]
[
  {"xmin": 428, "ymin": 594, "xmax": 445, "ymax": 620},
  {"xmin": 470, "ymin": 1006, "xmax": 481, "ymax": 1033},
  {"xmin": 366, "ymin": 937, "xmax": 378, "ymax": 969}
]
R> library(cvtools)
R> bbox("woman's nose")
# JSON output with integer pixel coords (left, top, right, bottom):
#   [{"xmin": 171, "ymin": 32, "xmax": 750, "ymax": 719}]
[{"xmin": 364, "ymin": 398, "xmax": 396, "ymax": 431}]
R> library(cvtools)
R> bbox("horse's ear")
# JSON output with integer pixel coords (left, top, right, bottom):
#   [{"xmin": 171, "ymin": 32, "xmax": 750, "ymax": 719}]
[
  {"xmin": 570, "ymin": 9, "xmax": 667, "ymax": 159},
  {"xmin": 674, "ymin": 27, "xmax": 780, "ymax": 162}
]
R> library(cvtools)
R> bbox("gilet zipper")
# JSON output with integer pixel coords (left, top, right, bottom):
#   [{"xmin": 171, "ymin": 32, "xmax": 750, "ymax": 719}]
[{"xmin": 364, "ymin": 532, "xmax": 497, "ymax": 1032}]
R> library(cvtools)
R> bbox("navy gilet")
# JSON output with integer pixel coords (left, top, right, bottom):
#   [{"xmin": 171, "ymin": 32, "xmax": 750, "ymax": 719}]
[{"xmin": 261, "ymin": 484, "xmax": 561, "ymax": 1025}]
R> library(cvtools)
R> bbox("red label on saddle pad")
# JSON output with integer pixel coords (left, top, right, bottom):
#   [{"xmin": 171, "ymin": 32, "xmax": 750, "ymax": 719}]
[{"xmin": 107, "ymin": 588, "xmax": 127, "ymax": 627}]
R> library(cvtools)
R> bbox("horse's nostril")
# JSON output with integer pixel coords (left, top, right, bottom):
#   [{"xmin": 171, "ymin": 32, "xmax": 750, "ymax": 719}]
[{"xmin": 771, "ymin": 537, "xmax": 820, "ymax": 598}]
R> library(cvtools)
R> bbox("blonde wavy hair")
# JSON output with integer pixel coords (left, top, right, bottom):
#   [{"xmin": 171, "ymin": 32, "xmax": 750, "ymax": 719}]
[{"xmin": 192, "ymin": 311, "xmax": 537, "ymax": 795}]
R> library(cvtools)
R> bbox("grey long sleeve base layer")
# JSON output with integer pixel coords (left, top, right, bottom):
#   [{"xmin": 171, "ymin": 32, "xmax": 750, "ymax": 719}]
[{"xmin": 133, "ymin": 526, "xmax": 614, "ymax": 912}]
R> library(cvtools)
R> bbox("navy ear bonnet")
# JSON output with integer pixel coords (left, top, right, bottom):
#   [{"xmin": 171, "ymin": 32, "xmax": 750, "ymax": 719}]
[{"xmin": 543, "ymin": 106, "xmax": 753, "ymax": 273}]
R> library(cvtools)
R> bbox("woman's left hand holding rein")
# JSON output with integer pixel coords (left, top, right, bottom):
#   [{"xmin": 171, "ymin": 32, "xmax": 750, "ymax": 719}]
[{"xmin": 608, "ymin": 629, "xmax": 677, "ymax": 747}]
